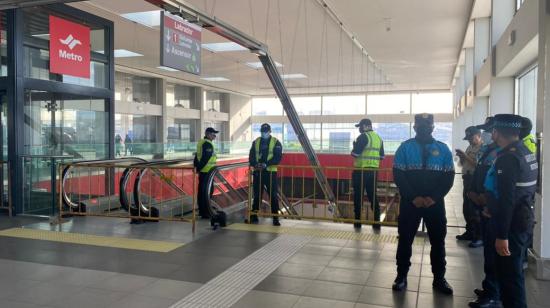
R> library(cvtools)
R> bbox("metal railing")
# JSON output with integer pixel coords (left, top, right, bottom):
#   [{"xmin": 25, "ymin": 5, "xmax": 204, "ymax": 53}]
[{"xmin": 247, "ymin": 165, "xmax": 399, "ymax": 226}]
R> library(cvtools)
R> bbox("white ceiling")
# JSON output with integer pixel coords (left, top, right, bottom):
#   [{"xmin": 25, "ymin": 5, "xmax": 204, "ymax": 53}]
[{"xmin": 72, "ymin": 0, "xmax": 473, "ymax": 96}]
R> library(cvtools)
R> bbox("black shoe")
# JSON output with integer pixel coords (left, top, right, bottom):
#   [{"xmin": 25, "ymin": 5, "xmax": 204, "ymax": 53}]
[
  {"xmin": 473, "ymin": 288, "xmax": 485, "ymax": 297},
  {"xmin": 250, "ymin": 214, "xmax": 259, "ymax": 224},
  {"xmin": 468, "ymin": 297, "xmax": 503, "ymax": 308},
  {"xmin": 433, "ymin": 278, "xmax": 453, "ymax": 295},
  {"xmin": 456, "ymin": 232, "xmax": 473, "ymax": 241},
  {"xmin": 372, "ymin": 224, "xmax": 381, "ymax": 230},
  {"xmin": 354, "ymin": 223, "xmax": 362, "ymax": 229},
  {"xmin": 272, "ymin": 218, "xmax": 281, "ymax": 226},
  {"xmin": 469, "ymin": 240, "xmax": 483, "ymax": 248},
  {"xmin": 392, "ymin": 276, "xmax": 407, "ymax": 291}
]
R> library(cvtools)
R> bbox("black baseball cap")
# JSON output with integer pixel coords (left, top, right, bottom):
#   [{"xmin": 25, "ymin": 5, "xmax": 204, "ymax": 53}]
[
  {"xmin": 414, "ymin": 113, "xmax": 434, "ymax": 126},
  {"xmin": 492, "ymin": 114, "xmax": 523, "ymax": 130},
  {"xmin": 463, "ymin": 126, "xmax": 481, "ymax": 140},
  {"xmin": 476, "ymin": 116, "xmax": 494, "ymax": 131},
  {"xmin": 260, "ymin": 123, "xmax": 271, "ymax": 132},
  {"xmin": 355, "ymin": 119, "xmax": 372, "ymax": 127},
  {"xmin": 205, "ymin": 127, "xmax": 219, "ymax": 134}
]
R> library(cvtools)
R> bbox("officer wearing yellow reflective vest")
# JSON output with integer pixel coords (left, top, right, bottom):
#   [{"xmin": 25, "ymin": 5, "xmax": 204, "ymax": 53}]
[
  {"xmin": 194, "ymin": 127, "xmax": 218, "ymax": 219},
  {"xmin": 520, "ymin": 117, "xmax": 536, "ymax": 154},
  {"xmin": 249, "ymin": 123, "xmax": 283, "ymax": 226},
  {"xmin": 351, "ymin": 119, "xmax": 384, "ymax": 229}
]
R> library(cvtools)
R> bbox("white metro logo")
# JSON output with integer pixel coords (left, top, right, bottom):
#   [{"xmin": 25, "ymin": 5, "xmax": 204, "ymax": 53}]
[
  {"xmin": 58, "ymin": 34, "xmax": 84, "ymax": 62},
  {"xmin": 59, "ymin": 34, "xmax": 81, "ymax": 50}
]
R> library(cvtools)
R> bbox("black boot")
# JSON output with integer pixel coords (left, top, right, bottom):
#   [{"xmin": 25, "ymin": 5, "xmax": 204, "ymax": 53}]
[
  {"xmin": 250, "ymin": 214, "xmax": 259, "ymax": 224},
  {"xmin": 433, "ymin": 278, "xmax": 453, "ymax": 295},
  {"xmin": 272, "ymin": 217, "xmax": 281, "ymax": 226},
  {"xmin": 353, "ymin": 223, "xmax": 362, "ymax": 229},
  {"xmin": 392, "ymin": 275, "xmax": 407, "ymax": 291},
  {"xmin": 456, "ymin": 231, "xmax": 473, "ymax": 241}
]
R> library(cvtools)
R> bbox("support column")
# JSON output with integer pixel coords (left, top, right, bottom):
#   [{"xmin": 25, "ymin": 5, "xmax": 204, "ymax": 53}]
[
  {"xmin": 489, "ymin": 77, "xmax": 514, "ymax": 115},
  {"xmin": 474, "ymin": 17, "xmax": 490, "ymax": 74},
  {"xmin": 197, "ymin": 87, "xmax": 205, "ymax": 141},
  {"xmin": 491, "ymin": 0, "xmax": 515, "ymax": 47},
  {"xmin": 465, "ymin": 48, "xmax": 474, "ymax": 88},
  {"xmin": 159, "ymin": 79, "xmax": 167, "ymax": 158},
  {"xmin": 534, "ymin": 0, "xmax": 550, "ymax": 280}
]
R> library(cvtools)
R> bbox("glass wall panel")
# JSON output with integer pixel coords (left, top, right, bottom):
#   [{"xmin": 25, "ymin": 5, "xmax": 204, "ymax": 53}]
[
  {"xmin": 323, "ymin": 95, "xmax": 365, "ymax": 115},
  {"xmin": 166, "ymin": 83, "xmax": 195, "ymax": 108},
  {"xmin": 252, "ymin": 97, "xmax": 283, "ymax": 116},
  {"xmin": 204, "ymin": 91, "xmax": 228, "ymax": 112},
  {"xmin": 367, "ymin": 94, "xmax": 410, "ymax": 114},
  {"xmin": 291, "ymin": 96, "xmax": 321, "ymax": 116},
  {"xmin": 114, "ymin": 72, "xmax": 158, "ymax": 105},
  {"xmin": 412, "ymin": 92, "xmax": 452, "ymax": 114},
  {"xmin": 372, "ymin": 123, "xmax": 411, "ymax": 153},
  {"xmin": 433, "ymin": 122, "xmax": 453, "ymax": 148},
  {"xmin": 0, "ymin": 11, "xmax": 7, "ymax": 77},
  {"xmin": 283, "ymin": 123, "xmax": 321, "ymax": 150},
  {"xmin": 321, "ymin": 123, "xmax": 358, "ymax": 152},
  {"xmin": 517, "ymin": 67, "xmax": 537, "ymax": 132}
]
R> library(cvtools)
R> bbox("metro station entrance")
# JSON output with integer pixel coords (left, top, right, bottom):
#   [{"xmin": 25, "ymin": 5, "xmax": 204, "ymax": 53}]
[{"xmin": 0, "ymin": 5, "xmax": 115, "ymax": 215}]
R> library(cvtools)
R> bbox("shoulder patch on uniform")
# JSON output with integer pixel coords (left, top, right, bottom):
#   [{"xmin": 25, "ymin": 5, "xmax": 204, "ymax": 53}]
[
  {"xmin": 497, "ymin": 169, "xmax": 503, "ymax": 174},
  {"xmin": 510, "ymin": 147, "xmax": 516, "ymax": 152},
  {"xmin": 525, "ymin": 154, "xmax": 536, "ymax": 163},
  {"xmin": 432, "ymin": 149, "xmax": 440, "ymax": 156}
]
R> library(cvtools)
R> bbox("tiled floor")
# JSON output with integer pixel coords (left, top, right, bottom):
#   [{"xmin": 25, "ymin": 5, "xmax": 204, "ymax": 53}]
[{"xmin": 0, "ymin": 178, "xmax": 549, "ymax": 308}]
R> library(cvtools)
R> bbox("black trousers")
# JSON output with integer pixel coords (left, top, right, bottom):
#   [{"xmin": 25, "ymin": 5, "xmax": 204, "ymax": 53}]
[
  {"xmin": 352, "ymin": 170, "xmax": 380, "ymax": 222},
  {"xmin": 197, "ymin": 171, "xmax": 213, "ymax": 218},
  {"xmin": 462, "ymin": 174, "xmax": 481, "ymax": 240},
  {"xmin": 481, "ymin": 216, "xmax": 499, "ymax": 300},
  {"xmin": 252, "ymin": 170, "xmax": 279, "ymax": 215},
  {"xmin": 496, "ymin": 230, "xmax": 529, "ymax": 308},
  {"xmin": 396, "ymin": 200, "xmax": 447, "ymax": 279}
]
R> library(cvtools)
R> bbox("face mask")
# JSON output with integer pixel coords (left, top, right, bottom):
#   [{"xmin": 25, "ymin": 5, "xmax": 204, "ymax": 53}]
[
  {"xmin": 481, "ymin": 131, "xmax": 492, "ymax": 144},
  {"xmin": 261, "ymin": 132, "xmax": 270, "ymax": 139},
  {"xmin": 415, "ymin": 125, "xmax": 433, "ymax": 138}
]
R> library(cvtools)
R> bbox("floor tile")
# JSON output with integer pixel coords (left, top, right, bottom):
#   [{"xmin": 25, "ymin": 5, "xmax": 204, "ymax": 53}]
[
  {"xmin": 366, "ymin": 271, "xmax": 420, "ymax": 291},
  {"xmin": 254, "ymin": 275, "xmax": 313, "ymax": 295},
  {"xmin": 135, "ymin": 278, "xmax": 202, "ymax": 299},
  {"xmin": 328, "ymin": 257, "xmax": 376, "ymax": 271},
  {"xmin": 231, "ymin": 290, "xmax": 299, "ymax": 308},
  {"xmin": 110, "ymin": 294, "xmax": 177, "ymax": 308},
  {"xmin": 274, "ymin": 262, "xmax": 325, "ymax": 280},
  {"xmin": 293, "ymin": 296, "xmax": 356, "ymax": 308},
  {"xmin": 303, "ymin": 280, "xmax": 363, "ymax": 302},
  {"xmin": 90, "ymin": 273, "xmax": 158, "ymax": 293},
  {"xmin": 357, "ymin": 286, "xmax": 417, "ymax": 307},
  {"xmin": 316, "ymin": 267, "xmax": 370, "ymax": 285},
  {"xmin": 48, "ymin": 288, "xmax": 129, "ymax": 308}
]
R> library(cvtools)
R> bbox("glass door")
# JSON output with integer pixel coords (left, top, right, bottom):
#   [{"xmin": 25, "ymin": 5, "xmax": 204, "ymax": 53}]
[{"xmin": 23, "ymin": 90, "xmax": 109, "ymax": 215}]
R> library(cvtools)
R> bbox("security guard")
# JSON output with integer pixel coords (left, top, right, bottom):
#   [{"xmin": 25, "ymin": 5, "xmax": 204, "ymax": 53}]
[
  {"xmin": 456, "ymin": 126, "xmax": 483, "ymax": 248},
  {"xmin": 483, "ymin": 114, "xmax": 537, "ymax": 308},
  {"xmin": 467, "ymin": 117, "xmax": 502, "ymax": 308},
  {"xmin": 392, "ymin": 113, "xmax": 455, "ymax": 295},
  {"xmin": 249, "ymin": 123, "xmax": 283, "ymax": 226},
  {"xmin": 351, "ymin": 118, "xmax": 384, "ymax": 229},
  {"xmin": 520, "ymin": 117, "xmax": 536, "ymax": 154},
  {"xmin": 194, "ymin": 127, "xmax": 218, "ymax": 219}
]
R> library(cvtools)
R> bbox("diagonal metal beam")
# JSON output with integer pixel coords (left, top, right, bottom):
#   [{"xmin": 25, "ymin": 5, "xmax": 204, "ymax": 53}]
[{"xmin": 146, "ymin": 0, "xmax": 336, "ymax": 205}]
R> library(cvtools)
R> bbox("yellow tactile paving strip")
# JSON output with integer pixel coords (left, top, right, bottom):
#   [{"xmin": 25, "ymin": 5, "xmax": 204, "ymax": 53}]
[
  {"xmin": 0, "ymin": 228, "xmax": 184, "ymax": 252},
  {"xmin": 227, "ymin": 223, "xmax": 425, "ymax": 245}
]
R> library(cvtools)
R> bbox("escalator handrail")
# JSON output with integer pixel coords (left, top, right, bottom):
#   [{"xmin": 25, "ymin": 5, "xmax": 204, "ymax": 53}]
[
  {"xmin": 62, "ymin": 157, "xmax": 148, "ymax": 211},
  {"xmin": 203, "ymin": 162, "xmax": 250, "ymax": 216},
  {"xmin": 131, "ymin": 159, "xmax": 193, "ymax": 216}
]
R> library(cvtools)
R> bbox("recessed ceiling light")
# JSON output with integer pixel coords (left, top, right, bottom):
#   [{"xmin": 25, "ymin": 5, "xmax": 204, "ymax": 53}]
[
  {"xmin": 114, "ymin": 49, "xmax": 143, "ymax": 58},
  {"xmin": 157, "ymin": 66, "xmax": 179, "ymax": 72},
  {"xmin": 121, "ymin": 10, "xmax": 161, "ymax": 28},
  {"xmin": 202, "ymin": 42, "xmax": 247, "ymax": 52},
  {"xmin": 200, "ymin": 77, "xmax": 231, "ymax": 82},
  {"xmin": 245, "ymin": 61, "xmax": 282, "ymax": 69},
  {"xmin": 281, "ymin": 73, "xmax": 307, "ymax": 79}
]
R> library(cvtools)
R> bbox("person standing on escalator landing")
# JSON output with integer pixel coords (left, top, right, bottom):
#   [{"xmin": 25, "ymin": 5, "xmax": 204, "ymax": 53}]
[
  {"xmin": 194, "ymin": 127, "xmax": 218, "ymax": 219},
  {"xmin": 249, "ymin": 123, "xmax": 283, "ymax": 226}
]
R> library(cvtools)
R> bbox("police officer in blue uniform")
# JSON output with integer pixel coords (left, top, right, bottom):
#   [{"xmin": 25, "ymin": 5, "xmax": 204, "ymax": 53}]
[
  {"xmin": 392, "ymin": 113, "xmax": 455, "ymax": 295},
  {"xmin": 483, "ymin": 114, "xmax": 537, "ymax": 308},
  {"xmin": 467, "ymin": 117, "xmax": 503, "ymax": 308}
]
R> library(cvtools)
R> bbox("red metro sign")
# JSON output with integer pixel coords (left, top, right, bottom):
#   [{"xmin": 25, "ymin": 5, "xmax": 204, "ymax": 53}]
[{"xmin": 49, "ymin": 16, "xmax": 90, "ymax": 78}]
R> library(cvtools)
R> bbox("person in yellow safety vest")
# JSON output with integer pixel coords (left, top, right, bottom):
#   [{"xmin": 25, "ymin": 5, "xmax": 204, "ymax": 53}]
[
  {"xmin": 351, "ymin": 118, "xmax": 384, "ymax": 230},
  {"xmin": 249, "ymin": 123, "xmax": 283, "ymax": 226},
  {"xmin": 194, "ymin": 127, "xmax": 218, "ymax": 219},
  {"xmin": 520, "ymin": 117, "xmax": 537, "ymax": 154}
]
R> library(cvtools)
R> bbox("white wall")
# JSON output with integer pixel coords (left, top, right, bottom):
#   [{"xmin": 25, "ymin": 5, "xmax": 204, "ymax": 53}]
[{"xmin": 229, "ymin": 94, "xmax": 252, "ymax": 142}]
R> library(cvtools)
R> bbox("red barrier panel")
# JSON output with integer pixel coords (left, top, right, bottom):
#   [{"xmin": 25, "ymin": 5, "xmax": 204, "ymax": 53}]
[{"xmin": 279, "ymin": 153, "xmax": 394, "ymax": 182}]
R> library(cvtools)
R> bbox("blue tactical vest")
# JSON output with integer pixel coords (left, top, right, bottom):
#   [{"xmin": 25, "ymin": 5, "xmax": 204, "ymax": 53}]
[{"xmin": 484, "ymin": 141, "xmax": 538, "ymax": 205}]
